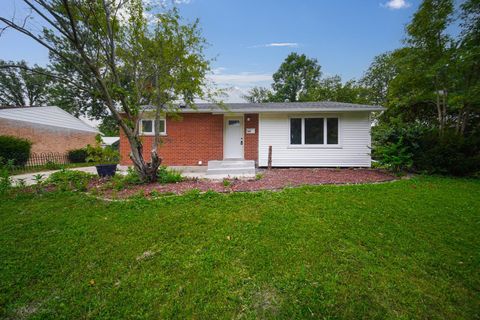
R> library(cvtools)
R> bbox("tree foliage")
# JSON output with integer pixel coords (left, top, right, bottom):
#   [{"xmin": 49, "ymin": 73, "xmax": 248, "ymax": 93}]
[
  {"xmin": 271, "ymin": 52, "xmax": 321, "ymax": 102},
  {"xmin": 244, "ymin": 53, "xmax": 368, "ymax": 105},
  {"xmin": 0, "ymin": 60, "xmax": 52, "ymax": 106},
  {"xmin": 0, "ymin": 1, "xmax": 215, "ymax": 182}
]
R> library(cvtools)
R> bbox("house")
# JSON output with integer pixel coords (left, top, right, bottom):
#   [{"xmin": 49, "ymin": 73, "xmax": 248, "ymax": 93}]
[
  {"xmin": 0, "ymin": 106, "xmax": 99, "ymax": 154},
  {"xmin": 119, "ymin": 102, "xmax": 384, "ymax": 170}
]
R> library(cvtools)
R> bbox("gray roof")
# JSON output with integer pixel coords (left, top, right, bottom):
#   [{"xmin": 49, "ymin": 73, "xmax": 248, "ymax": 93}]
[
  {"xmin": 0, "ymin": 106, "xmax": 99, "ymax": 133},
  {"xmin": 142, "ymin": 101, "xmax": 385, "ymax": 113}
]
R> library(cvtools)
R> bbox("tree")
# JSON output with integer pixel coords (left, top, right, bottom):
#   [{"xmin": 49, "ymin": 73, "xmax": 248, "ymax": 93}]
[
  {"xmin": 0, "ymin": 1, "xmax": 214, "ymax": 182},
  {"xmin": 451, "ymin": 0, "xmax": 480, "ymax": 134},
  {"xmin": 271, "ymin": 52, "xmax": 321, "ymax": 102},
  {"xmin": 360, "ymin": 52, "xmax": 398, "ymax": 106},
  {"xmin": 398, "ymin": 0, "xmax": 455, "ymax": 134},
  {"xmin": 301, "ymin": 75, "xmax": 369, "ymax": 104},
  {"xmin": 0, "ymin": 60, "xmax": 52, "ymax": 106},
  {"xmin": 98, "ymin": 115, "xmax": 119, "ymax": 136},
  {"xmin": 242, "ymin": 86, "xmax": 273, "ymax": 103}
]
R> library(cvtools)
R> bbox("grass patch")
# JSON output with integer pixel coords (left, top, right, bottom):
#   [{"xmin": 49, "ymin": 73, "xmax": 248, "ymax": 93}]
[{"xmin": 0, "ymin": 176, "xmax": 479, "ymax": 319}]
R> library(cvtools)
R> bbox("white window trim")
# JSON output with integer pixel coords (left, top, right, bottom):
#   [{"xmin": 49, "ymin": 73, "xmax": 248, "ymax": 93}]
[
  {"xmin": 287, "ymin": 115, "xmax": 342, "ymax": 149},
  {"xmin": 139, "ymin": 119, "xmax": 167, "ymax": 136}
]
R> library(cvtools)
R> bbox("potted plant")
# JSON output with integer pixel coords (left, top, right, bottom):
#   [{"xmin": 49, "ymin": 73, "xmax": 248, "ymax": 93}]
[{"xmin": 86, "ymin": 143, "xmax": 120, "ymax": 178}]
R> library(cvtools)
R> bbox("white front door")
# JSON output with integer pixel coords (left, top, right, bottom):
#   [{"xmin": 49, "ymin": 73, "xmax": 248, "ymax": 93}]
[{"xmin": 224, "ymin": 117, "xmax": 244, "ymax": 159}]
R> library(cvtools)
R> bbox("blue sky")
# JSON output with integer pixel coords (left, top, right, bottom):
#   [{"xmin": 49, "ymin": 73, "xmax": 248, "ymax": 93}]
[{"xmin": 0, "ymin": 0, "xmax": 419, "ymax": 101}]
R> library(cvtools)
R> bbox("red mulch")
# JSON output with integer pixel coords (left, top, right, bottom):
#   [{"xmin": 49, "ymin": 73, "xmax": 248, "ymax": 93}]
[{"xmin": 90, "ymin": 168, "xmax": 396, "ymax": 199}]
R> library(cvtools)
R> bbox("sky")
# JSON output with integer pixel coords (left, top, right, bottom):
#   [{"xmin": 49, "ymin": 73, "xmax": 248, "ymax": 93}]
[{"xmin": 0, "ymin": 0, "xmax": 420, "ymax": 102}]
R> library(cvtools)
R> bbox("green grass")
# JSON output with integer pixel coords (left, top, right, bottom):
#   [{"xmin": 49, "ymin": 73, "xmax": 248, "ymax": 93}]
[{"xmin": 0, "ymin": 176, "xmax": 479, "ymax": 319}]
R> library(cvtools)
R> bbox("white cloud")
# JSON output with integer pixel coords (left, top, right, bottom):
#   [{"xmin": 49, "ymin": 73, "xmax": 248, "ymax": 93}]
[
  {"xmin": 249, "ymin": 42, "xmax": 299, "ymax": 48},
  {"xmin": 382, "ymin": 0, "xmax": 411, "ymax": 9},
  {"xmin": 206, "ymin": 69, "xmax": 273, "ymax": 102}
]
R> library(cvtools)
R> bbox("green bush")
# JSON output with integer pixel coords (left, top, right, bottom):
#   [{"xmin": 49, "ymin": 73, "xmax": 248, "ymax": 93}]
[
  {"xmin": 68, "ymin": 148, "xmax": 88, "ymax": 163},
  {"xmin": 157, "ymin": 166, "xmax": 183, "ymax": 184},
  {"xmin": 0, "ymin": 135, "xmax": 32, "ymax": 166},
  {"xmin": 45, "ymin": 161, "xmax": 62, "ymax": 170},
  {"xmin": 0, "ymin": 158, "xmax": 13, "ymax": 194},
  {"xmin": 85, "ymin": 144, "xmax": 119, "ymax": 164},
  {"xmin": 373, "ymin": 122, "xmax": 480, "ymax": 176},
  {"xmin": 45, "ymin": 169, "xmax": 95, "ymax": 191}
]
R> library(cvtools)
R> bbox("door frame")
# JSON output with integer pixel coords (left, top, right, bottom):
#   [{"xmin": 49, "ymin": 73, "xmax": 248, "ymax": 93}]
[{"xmin": 223, "ymin": 115, "xmax": 244, "ymax": 159}]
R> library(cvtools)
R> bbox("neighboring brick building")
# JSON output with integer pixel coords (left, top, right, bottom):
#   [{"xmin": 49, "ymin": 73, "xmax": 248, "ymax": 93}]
[{"xmin": 0, "ymin": 106, "xmax": 98, "ymax": 154}]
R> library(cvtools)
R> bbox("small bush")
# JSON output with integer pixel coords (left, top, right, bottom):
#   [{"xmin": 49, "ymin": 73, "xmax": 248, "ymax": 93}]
[
  {"xmin": 157, "ymin": 166, "xmax": 183, "ymax": 184},
  {"xmin": 68, "ymin": 149, "xmax": 88, "ymax": 163},
  {"xmin": 45, "ymin": 169, "xmax": 94, "ymax": 191},
  {"xmin": 0, "ymin": 135, "xmax": 32, "ymax": 166},
  {"xmin": 85, "ymin": 144, "xmax": 119, "ymax": 164},
  {"xmin": 373, "ymin": 138, "xmax": 413, "ymax": 172},
  {"xmin": 45, "ymin": 161, "xmax": 62, "ymax": 170},
  {"xmin": 222, "ymin": 179, "xmax": 231, "ymax": 187},
  {"xmin": 124, "ymin": 167, "xmax": 143, "ymax": 185},
  {"xmin": 0, "ymin": 159, "xmax": 13, "ymax": 194}
]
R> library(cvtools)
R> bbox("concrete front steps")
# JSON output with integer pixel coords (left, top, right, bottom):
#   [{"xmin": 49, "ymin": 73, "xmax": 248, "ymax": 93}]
[{"xmin": 206, "ymin": 160, "xmax": 256, "ymax": 179}]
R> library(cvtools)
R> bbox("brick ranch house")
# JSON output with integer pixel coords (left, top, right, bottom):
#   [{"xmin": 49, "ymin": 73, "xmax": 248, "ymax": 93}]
[
  {"xmin": 0, "ymin": 106, "xmax": 98, "ymax": 154},
  {"xmin": 120, "ymin": 102, "xmax": 384, "ymax": 168}
]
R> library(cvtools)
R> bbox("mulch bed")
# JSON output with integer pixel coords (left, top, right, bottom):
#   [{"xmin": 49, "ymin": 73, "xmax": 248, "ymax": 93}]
[{"xmin": 91, "ymin": 168, "xmax": 396, "ymax": 199}]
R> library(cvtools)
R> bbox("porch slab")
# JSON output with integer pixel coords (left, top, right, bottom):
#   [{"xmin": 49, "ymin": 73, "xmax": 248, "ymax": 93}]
[{"xmin": 206, "ymin": 160, "xmax": 256, "ymax": 178}]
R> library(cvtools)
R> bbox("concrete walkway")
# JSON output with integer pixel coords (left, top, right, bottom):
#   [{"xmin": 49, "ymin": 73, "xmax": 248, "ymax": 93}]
[
  {"xmin": 10, "ymin": 166, "xmax": 109, "ymax": 186},
  {"xmin": 11, "ymin": 164, "xmax": 256, "ymax": 186}
]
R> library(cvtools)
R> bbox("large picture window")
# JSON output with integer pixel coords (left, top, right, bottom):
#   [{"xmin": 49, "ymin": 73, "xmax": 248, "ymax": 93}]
[
  {"xmin": 289, "ymin": 117, "xmax": 339, "ymax": 145},
  {"xmin": 140, "ymin": 119, "xmax": 166, "ymax": 135}
]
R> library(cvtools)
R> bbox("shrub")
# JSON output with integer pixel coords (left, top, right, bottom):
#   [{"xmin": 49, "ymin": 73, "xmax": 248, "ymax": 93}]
[
  {"xmin": 0, "ymin": 135, "xmax": 32, "ymax": 166},
  {"xmin": 85, "ymin": 144, "xmax": 119, "ymax": 164},
  {"xmin": 373, "ymin": 122, "xmax": 480, "ymax": 176},
  {"xmin": 157, "ymin": 166, "xmax": 183, "ymax": 184},
  {"xmin": 0, "ymin": 158, "xmax": 13, "ymax": 194},
  {"xmin": 45, "ymin": 161, "xmax": 62, "ymax": 170},
  {"xmin": 373, "ymin": 138, "xmax": 413, "ymax": 172},
  {"xmin": 45, "ymin": 169, "xmax": 95, "ymax": 191},
  {"xmin": 222, "ymin": 179, "xmax": 231, "ymax": 187},
  {"xmin": 68, "ymin": 148, "xmax": 88, "ymax": 163},
  {"xmin": 124, "ymin": 167, "xmax": 143, "ymax": 184}
]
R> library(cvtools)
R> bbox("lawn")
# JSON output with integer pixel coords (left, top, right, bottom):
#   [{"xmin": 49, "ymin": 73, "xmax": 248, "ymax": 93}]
[{"xmin": 0, "ymin": 176, "xmax": 479, "ymax": 319}]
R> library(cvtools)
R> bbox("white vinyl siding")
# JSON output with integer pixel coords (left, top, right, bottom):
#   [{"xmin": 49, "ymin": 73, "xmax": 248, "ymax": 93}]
[{"xmin": 258, "ymin": 112, "xmax": 372, "ymax": 167}]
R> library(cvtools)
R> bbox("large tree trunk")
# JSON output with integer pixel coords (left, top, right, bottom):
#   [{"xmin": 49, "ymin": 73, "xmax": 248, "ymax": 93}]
[{"xmin": 126, "ymin": 134, "xmax": 162, "ymax": 183}]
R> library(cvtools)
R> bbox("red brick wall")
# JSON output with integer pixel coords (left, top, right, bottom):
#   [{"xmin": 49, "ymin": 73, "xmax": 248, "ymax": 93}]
[
  {"xmin": 244, "ymin": 114, "xmax": 259, "ymax": 163},
  {"xmin": 0, "ymin": 118, "xmax": 97, "ymax": 154},
  {"xmin": 120, "ymin": 113, "xmax": 224, "ymax": 166}
]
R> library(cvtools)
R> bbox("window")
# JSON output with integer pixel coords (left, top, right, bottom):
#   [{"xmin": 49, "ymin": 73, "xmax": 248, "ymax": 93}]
[
  {"xmin": 140, "ymin": 119, "xmax": 166, "ymax": 135},
  {"xmin": 305, "ymin": 118, "xmax": 324, "ymax": 144},
  {"xmin": 289, "ymin": 117, "xmax": 339, "ymax": 145},
  {"xmin": 327, "ymin": 118, "xmax": 338, "ymax": 144},
  {"xmin": 228, "ymin": 120, "xmax": 240, "ymax": 126},
  {"xmin": 290, "ymin": 118, "xmax": 302, "ymax": 144}
]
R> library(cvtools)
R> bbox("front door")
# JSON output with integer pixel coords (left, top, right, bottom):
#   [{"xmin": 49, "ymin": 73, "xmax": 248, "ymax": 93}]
[{"xmin": 224, "ymin": 117, "xmax": 244, "ymax": 159}]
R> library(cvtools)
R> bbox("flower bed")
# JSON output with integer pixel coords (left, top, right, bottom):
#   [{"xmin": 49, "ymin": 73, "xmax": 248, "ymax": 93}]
[{"xmin": 91, "ymin": 168, "xmax": 396, "ymax": 199}]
